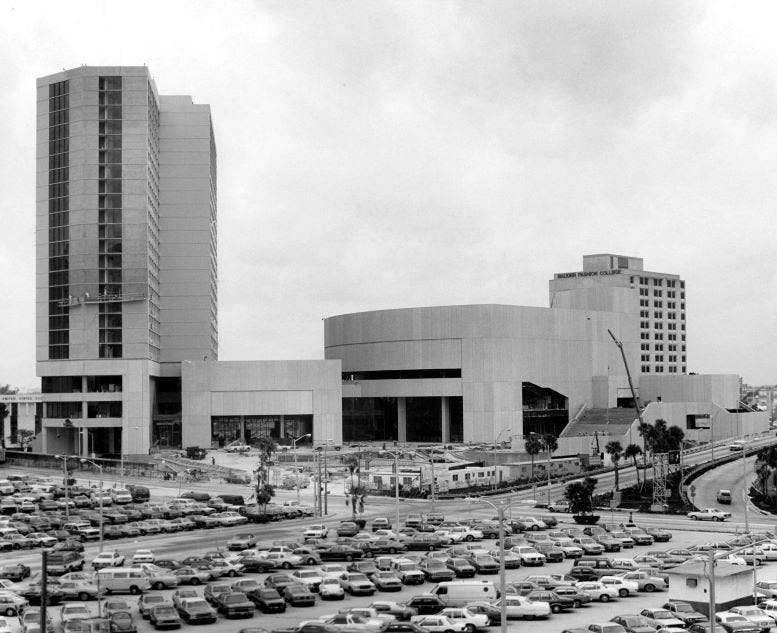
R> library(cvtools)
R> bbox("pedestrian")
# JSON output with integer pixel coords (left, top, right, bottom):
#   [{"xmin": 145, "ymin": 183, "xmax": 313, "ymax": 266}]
[{"xmin": 211, "ymin": 456, "xmax": 216, "ymax": 465}]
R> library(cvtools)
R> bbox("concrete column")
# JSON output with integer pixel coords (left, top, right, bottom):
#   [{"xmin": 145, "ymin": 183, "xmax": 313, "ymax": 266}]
[
  {"xmin": 240, "ymin": 416, "xmax": 246, "ymax": 442},
  {"xmin": 441, "ymin": 397, "xmax": 450, "ymax": 444},
  {"xmin": 397, "ymin": 398, "xmax": 407, "ymax": 442}
]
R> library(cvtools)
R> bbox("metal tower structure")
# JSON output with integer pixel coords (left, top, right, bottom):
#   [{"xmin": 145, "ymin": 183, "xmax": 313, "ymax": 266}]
[{"xmin": 651, "ymin": 452, "xmax": 668, "ymax": 511}]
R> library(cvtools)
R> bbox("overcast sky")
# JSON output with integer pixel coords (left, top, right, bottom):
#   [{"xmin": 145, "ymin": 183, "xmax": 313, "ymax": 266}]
[{"xmin": 1, "ymin": 1, "xmax": 775, "ymax": 390}]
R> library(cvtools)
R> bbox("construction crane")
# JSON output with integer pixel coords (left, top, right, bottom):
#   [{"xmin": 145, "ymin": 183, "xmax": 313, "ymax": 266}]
[{"xmin": 607, "ymin": 329, "xmax": 667, "ymax": 510}]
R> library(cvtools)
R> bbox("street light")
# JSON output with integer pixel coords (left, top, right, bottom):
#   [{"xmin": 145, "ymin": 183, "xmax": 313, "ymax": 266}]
[
  {"xmin": 380, "ymin": 448, "xmax": 402, "ymax": 535},
  {"xmin": 54, "ymin": 455, "xmax": 73, "ymax": 519},
  {"xmin": 292, "ymin": 433, "xmax": 311, "ymax": 506},
  {"xmin": 492, "ymin": 429, "xmax": 512, "ymax": 491},
  {"xmin": 80, "ymin": 458, "xmax": 104, "ymax": 553},
  {"xmin": 464, "ymin": 496, "xmax": 524, "ymax": 633}
]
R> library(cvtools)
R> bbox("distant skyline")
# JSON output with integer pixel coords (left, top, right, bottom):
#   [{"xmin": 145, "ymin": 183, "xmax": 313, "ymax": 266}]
[{"xmin": 1, "ymin": 1, "xmax": 775, "ymax": 390}]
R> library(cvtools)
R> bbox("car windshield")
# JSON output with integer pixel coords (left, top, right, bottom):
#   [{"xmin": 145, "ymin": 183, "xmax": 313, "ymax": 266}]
[{"xmin": 674, "ymin": 604, "xmax": 693, "ymax": 612}]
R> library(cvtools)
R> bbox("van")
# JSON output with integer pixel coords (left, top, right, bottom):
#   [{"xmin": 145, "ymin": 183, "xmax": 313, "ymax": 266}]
[
  {"xmin": 717, "ymin": 489, "xmax": 732, "ymax": 504},
  {"xmin": 126, "ymin": 485, "xmax": 150, "ymax": 503},
  {"xmin": 405, "ymin": 514, "xmax": 423, "ymax": 529},
  {"xmin": 430, "ymin": 581, "xmax": 499, "ymax": 607},
  {"xmin": 46, "ymin": 551, "xmax": 85, "ymax": 575},
  {"xmin": 96, "ymin": 567, "xmax": 152, "ymax": 594},
  {"xmin": 216, "ymin": 494, "xmax": 245, "ymax": 507}
]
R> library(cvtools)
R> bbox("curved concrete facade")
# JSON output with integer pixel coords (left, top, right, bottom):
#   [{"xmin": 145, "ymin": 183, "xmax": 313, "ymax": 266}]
[{"xmin": 325, "ymin": 304, "xmax": 638, "ymax": 443}]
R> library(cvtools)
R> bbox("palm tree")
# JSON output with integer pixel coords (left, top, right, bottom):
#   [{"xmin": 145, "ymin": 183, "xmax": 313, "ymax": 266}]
[
  {"xmin": 624, "ymin": 443, "xmax": 643, "ymax": 487},
  {"xmin": 605, "ymin": 441, "xmax": 623, "ymax": 490},
  {"xmin": 525, "ymin": 434, "xmax": 544, "ymax": 493},
  {"xmin": 564, "ymin": 476, "xmax": 598, "ymax": 515}
]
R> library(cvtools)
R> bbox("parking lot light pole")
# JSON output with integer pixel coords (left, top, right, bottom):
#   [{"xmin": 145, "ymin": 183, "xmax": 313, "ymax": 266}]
[
  {"xmin": 323, "ymin": 439, "xmax": 333, "ymax": 515},
  {"xmin": 465, "ymin": 496, "xmax": 516, "ymax": 633},
  {"xmin": 55, "ymin": 454, "xmax": 72, "ymax": 520},
  {"xmin": 492, "ymin": 429, "xmax": 511, "ymax": 492},
  {"xmin": 80, "ymin": 458, "xmax": 104, "ymax": 553},
  {"xmin": 292, "ymin": 433, "xmax": 311, "ymax": 506}
]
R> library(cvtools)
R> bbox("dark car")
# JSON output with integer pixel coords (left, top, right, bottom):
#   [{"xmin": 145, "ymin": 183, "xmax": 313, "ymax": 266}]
[
  {"xmin": 247, "ymin": 588, "xmax": 286, "ymax": 614},
  {"xmin": 22, "ymin": 582, "xmax": 64, "ymax": 606},
  {"xmin": 525, "ymin": 590, "xmax": 574, "ymax": 614},
  {"xmin": 446, "ymin": 558, "xmax": 476, "ymax": 578},
  {"xmin": 317, "ymin": 545, "xmax": 363, "ymax": 562},
  {"xmin": 109, "ymin": 611, "xmax": 138, "ymax": 633},
  {"xmin": 383, "ymin": 624, "xmax": 426, "ymax": 633},
  {"xmin": 468, "ymin": 554, "xmax": 499, "ymax": 574},
  {"xmin": 237, "ymin": 558, "xmax": 275, "ymax": 574},
  {"xmin": 149, "ymin": 605, "xmax": 182, "ymax": 630},
  {"xmin": 406, "ymin": 534, "xmax": 444, "ymax": 551},
  {"xmin": 371, "ymin": 539, "xmax": 408, "ymax": 555},
  {"xmin": 405, "ymin": 594, "xmax": 446, "ymax": 615},
  {"xmin": 465, "ymin": 602, "xmax": 502, "ymax": 624},
  {"xmin": 595, "ymin": 535, "xmax": 623, "ymax": 552},
  {"xmin": 418, "ymin": 560, "xmax": 455, "ymax": 582},
  {"xmin": 611, "ymin": 614, "xmax": 664, "ymax": 633},
  {"xmin": 264, "ymin": 574, "xmax": 298, "ymax": 593},
  {"xmin": 0, "ymin": 563, "xmax": 31, "ymax": 581},
  {"xmin": 203, "ymin": 583, "xmax": 232, "ymax": 606},
  {"xmin": 645, "ymin": 527, "xmax": 672, "ymax": 542},
  {"xmin": 175, "ymin": 597, "xmax": 217, "ymax": 624},
  {"xmin": 215, "ymin": 592, "xmax": 255, "ymax": 619},
  {"xmin": 553, "ymin": 585, "xmax": 592, "ymax": 608},
  {"xmin": 283, "ymin": 584, "xmax": 316, "ymax": 607},
  {"xmin": 336, "ymin": 522, "xmax": 360, "ymax": 537},
  {"xmin": 567, "ymin": 566, "xmax": 599, "ymax": 582},
  {"xmin": 534, "ymin": 542, "xmax": 565, "ymax": 562}
]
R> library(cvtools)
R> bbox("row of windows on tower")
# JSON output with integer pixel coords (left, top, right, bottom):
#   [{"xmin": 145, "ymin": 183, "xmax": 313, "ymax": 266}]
[
  {"xmin": 97, "ymin": 76, "xmax": 123, "ymax": 361},
  {"xmin": 48, "ymin": 80, "xmax": 69, "ymax": 360}
]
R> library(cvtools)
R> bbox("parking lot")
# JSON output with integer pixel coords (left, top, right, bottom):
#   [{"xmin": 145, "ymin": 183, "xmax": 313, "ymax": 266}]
[{"xmin": 0, "ymin": 467, "xmax": 773, "ymax": 633}]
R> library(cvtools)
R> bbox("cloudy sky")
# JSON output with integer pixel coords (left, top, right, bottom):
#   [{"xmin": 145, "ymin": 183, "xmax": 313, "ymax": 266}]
[{"xmin": 1, "ymin": 1, "xmax": 775, "ymax": 390}]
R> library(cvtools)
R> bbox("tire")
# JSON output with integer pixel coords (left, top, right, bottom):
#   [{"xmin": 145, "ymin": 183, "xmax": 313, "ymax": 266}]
[
  {"xmin": 619, "ymin": 589, "xmax": 628, "ymax": 597},
  {"xmin": 532, "ymin": 525, "xmax": 539, "ymax": 531},
  {"xmin": 525, "ymin": 615, "xmax": 535, "ymax": 621},
  {"xmin": 600, "ymin": 594, "xmax": 610, "ymax": 602},
  {"xmin": 465, "ymin": 625, "xmax": 475, "ymax": 633},
  {"xmin": 306, "ymin": 558, "xmax": 316, "ymax": 566},
  {"xmin": 551, "ymin": 604, "xmax": 561, "ymax": 614},
  {"xmin": 389, "ymin": 548, "xmax": 396, "ymax": 554},
  {"xmin": 713, "ymin": 517, "xmax": 721, "ymax": 522},
  {"xmin": 4, "ymin": 608, "xmax": 15, "ymax": 617},
  {"xmin": 78, "ymin": 592, "xmax": 90, "ymax": 601},
  {"xmin": 129, "ymin": 585, "xmax": 141, "ymax": 595},
  {"xmin": 573, "ymin": 600, "xmax": 582, "ymax": 608},
  {"xmin": 190, "ymin": 578, "xmax": 200, "ymax": 586},
  {"xmin": 345, "ymin": 555, "xmax": 353, "ymax": 562},
  {"xmin": 690, "ymin": 515, "xmax": 698, "ymax": 520},
  {"xmin": 644, "ymin": 584, "xmax": 655, "ymax": 592},
  {"xmin": 466, "ymin": 535, "xmax": 474, "ymax": 542},
  {"xmin": 154, "ymin": 581, "xmax": 165, "ymax": 590},
  {"xmin": 228, "ymin": 570, "xmax": 238, "ymax": 576}
]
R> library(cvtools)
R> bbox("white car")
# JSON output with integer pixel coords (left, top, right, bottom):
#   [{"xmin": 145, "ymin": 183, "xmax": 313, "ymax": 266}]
[
  {"xmin": 600, "ymin": 575, "xmax": 639, "ymax": 597},
  {"xmin": 109, "ymin": 489, "xmax": 133, "ymax": 504},
  {"xmin": 715, "ymin": 612, "xmax": 760, "ymax": 631},
  {"xmin": 555, "ymin": 540, "xmax": 584, "ymax": 558},
  {"xmin": 435, "ymin": 529, "xmax": 464, "ymax": 543},
  {"xmin": 512, "ymin": 546, "xmax": 546, "ymax": 566},
  {"xmin": 0, "ymin": 616, "xmax": 11, "ymax": 633},
  {"xmin": 726, "ymin": 606, "xmax": 774, "ymax": 630},
  {"xmin": 498, "ymin": 595, "xmax": 551, "ymax": 619},
  {"xmin": 687, "ymin": 508, "xmax": 732, "ymax": 521},
  {"xmin": 575, "ymin": 581, "xmax": 620, "ymax": 602},
  {"xmin": 319, "ymin": 577, "xmax": 345, "ymax": 600},
  {"xmin": 224, "ymin": 443, "xmax": 251, "ymax": 453},
  {"xmin": 60, "ymin": 603, "xmax": 90, "ymax": 625},
  {"xmin": 320, "ymin": 564, "xmax": 348, "ymax": 579},
  {"xmin": 373, "ymin": 529, "xmax": 402, "ymax": 541},
  {"xmin": 440, "ymin": 607, "xmax": 490, "ymax": 631},
  {"xmin": 517, "ymin": 517, "xmax": 547, "ymax": 530},
  {"xmin": 618, "ymin": 571, "xmax": 667, "ymax": 592},
  {"xmin": 292, "ymin": 570, "xmax": 324, "ymax": 591},
  {"xmin": 304, "ymin": 525, "xmax": 329, "ymax": 539},
  {"xmin": 265, "ymin": 552, "xmax": 302, "ymax": 569},
  {"xmin": 448, "ymin": 527, "xmax": 483, "ymax": 542},
  {"xmin": 132, "ymin": 549, "xmax": 155, "ymax": 564},
  {"xmin": 91, "ymin": 551, "xmax": 125, "ymax": 569},
  {"xmin": 322, "ymin": 614, "xmax": 386, "ymax": 633},
  {"xmin": 410, "ymin": 615, "xmax": 467, "ymax": 632}
]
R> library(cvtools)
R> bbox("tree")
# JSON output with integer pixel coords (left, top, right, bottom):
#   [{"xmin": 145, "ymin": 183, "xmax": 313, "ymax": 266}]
[
  {"xmin": 18, "ymin": 429, "xmax": 35, "ymax": 450},
  {"xmin": 342, "ymin": 453, "xmax": 367, "ymax": 520},
  {"xmin": 605, "ymin": 441, "xmax": 623, "ymax": 490},
  {"xmin": 525, "ymin": 434, "xmax": 544, "ymax": 487},
  {"xmin": 624, "ymin": 444, "xmax": 643, "ymax": 486},
  {"xmin": 253, "ymin": 437, "xmax": 277, "ymax": 485},
  {"xmin": 565, "ymin": 476, "xmax": 598, "ymax": 515},
  {"xmin": 254, "ymin": 482, "xmax": 275, "ymax": 511}
]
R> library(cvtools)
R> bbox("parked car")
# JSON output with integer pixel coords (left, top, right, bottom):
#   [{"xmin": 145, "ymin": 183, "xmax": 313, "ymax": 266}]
[{"xmin": 687, "ymin": 508, "xmax": 732, "ymax": 522}]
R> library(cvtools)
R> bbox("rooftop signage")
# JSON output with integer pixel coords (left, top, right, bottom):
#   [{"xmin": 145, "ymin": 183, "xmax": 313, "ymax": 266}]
[{"xmin": 556, "ymin": 269, "xmax": 623, "ymax": 279}]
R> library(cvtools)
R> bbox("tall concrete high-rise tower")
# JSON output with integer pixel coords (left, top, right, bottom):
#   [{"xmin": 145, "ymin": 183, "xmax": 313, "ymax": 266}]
[
  {"xmin": 549, "ymin": 254, "xmax": 686, "ymax": 377},
  {"xmin": 35, "ymin": 66, "xmax": 217, "ymax": 456}
]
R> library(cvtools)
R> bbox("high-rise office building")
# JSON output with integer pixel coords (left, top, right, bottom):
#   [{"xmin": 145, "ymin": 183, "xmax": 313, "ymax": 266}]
[
  {"xmin": 35, "ymin": 66, "xmax": 217, "ymax": 456},
  {"xmin": 549, "ymin": 254, "xmax": 686, "ymax": 376}
]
